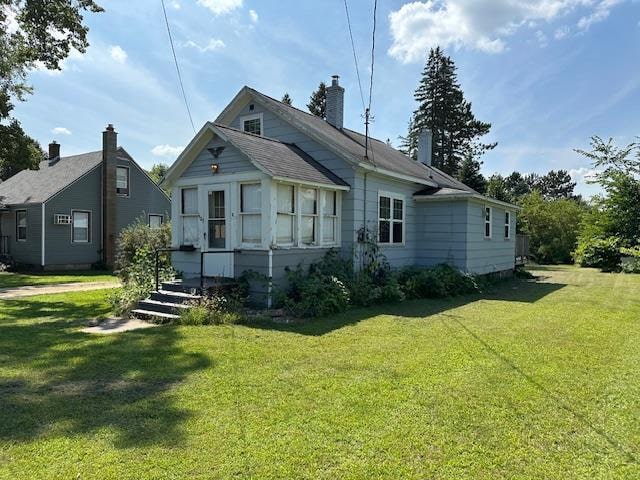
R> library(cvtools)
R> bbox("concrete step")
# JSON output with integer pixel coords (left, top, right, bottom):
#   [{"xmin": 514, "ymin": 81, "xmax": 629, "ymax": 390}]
[
  {"xmin": 131, "ymin": 309, "xmax": 179, "ymax": 323},
  {"xmin": 150, "ymin": 289, "xmax": 201, "ymax": 304},
  {"xmin": 138, "ymin": 299, "xmax": 190, "ymax": 315},
  {"xmin": 161, "ymin": 281, "xmax": 200, "ymax": 294}
]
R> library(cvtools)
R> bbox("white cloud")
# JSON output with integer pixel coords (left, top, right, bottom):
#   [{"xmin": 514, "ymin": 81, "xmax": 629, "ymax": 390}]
[
  {"xmin": 249, "ymin": 9, "xmax": 258, "ymax": 23},
  {"xmin": 170, "ymin": 1, "xmax": 181, "ymax": 9},
  {"xmin": 535, "ymin": 30, "xmax": 548, "ymax": 47},
  {"xmin": 569, "ymin": 167, "xmax": 599, "ymax": 184},
  {"xmin": 388, "ymin": 1, "xmax": 626, "ymax": 62},
  {"xmin": 184, "ymin": 38, "xmax": 226, "ymax": 52},
  {"xmin": 555, "ymin": 25, "xmax": 570, "ymax": 39},
  {"xmin": 577, "ymin": 0, "xmax": 622, "ymax": 30},
  {"xmin": 109, "ymin": 45, "xmax": 127, "ymax": 64},
  {"xmin": 197, "ymin": 0, "xmax": 243, "ymax": 15},
  {"xmin": 151, "ymin": 144, "xmax": 184, "ymax": 157},
  {"xmin": 51, "ymin": 127, "xmax": 72, "ymax": 135}
]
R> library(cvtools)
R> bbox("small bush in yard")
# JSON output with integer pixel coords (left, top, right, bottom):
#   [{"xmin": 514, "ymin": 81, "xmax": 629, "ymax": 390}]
[
  {"xmin": 177, "ymin": 295, "xmax": 242, "ymax": 326},
  {"xmin": 620, "ymin": 247, "xmax": 640, "ymax": 273},
  {"xmin": 279, "ymin": 265, "xmax": 350, "ymax": 318},
  {"xmin": 399, "ymin": 264, "xmax": 478, "ymax": 299},
  {"xmin": 574, "ymin": 236, "xmax": 622, "ymax": 272},
  {"xmin": 109, "ymin": 219, "xmax": 175, "ymax": 316}
]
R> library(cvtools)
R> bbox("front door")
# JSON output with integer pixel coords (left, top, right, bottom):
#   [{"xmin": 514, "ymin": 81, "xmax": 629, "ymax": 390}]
[{"xmin": 203, "ymin": 185, "xmax": 233, "ymax": 277}]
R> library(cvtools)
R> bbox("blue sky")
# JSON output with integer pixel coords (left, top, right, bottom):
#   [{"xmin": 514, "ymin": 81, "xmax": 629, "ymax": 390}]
[{"xmin": 11, "ymin": 0, "xmax": 640, "ymax": 197}]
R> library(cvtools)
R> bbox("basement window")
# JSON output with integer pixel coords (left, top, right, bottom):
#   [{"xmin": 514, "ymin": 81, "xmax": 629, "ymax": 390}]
[{"xmin": 116, "ymin": 166, "xmax": 130, "ymax": 196}]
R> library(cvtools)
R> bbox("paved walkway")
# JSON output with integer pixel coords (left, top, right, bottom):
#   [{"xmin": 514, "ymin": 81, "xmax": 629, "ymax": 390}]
[
  {"xmin": 0, "ymin": 281, "xmax": 120, "ymax": 299},
  {"xmin": 81, "ymin": 317, "xmax": 158, "ymax": 334}
]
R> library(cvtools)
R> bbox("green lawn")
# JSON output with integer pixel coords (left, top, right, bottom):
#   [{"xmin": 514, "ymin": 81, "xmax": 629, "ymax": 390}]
[
  {"xmin": 0, "ymin": 270, "xmax": 116, "ymax": 289},
  {"xmin": 0, "ymin": 266, "xmax": 638, "ymax": 479}
]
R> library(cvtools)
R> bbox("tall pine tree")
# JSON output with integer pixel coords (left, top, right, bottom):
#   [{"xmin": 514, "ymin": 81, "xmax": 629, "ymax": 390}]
[
  {"xmin": 457, "ymin": 153, "xmax": 487, "ymax": 193},
  {"xmin": 307, "ymin": 82, "xmax": 327, "ymax": 118},
  {"xmin": 281, "ymin": 93, "xmax": 292, "ymax": 105},
  {"xmin": 409, "ymin": 47, "xmax": 495, "ymax": 176}
]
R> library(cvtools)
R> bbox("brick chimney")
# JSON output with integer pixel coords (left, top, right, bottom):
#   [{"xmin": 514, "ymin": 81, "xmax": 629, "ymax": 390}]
[
  {"xmin": 102, "ymin": 124, "xmax": 117, "ymax": 269},
  {"xmin": 417, "ymin": 129, "xmax": 433, "ymax": 166},
  {"xmin": 48, "ymin": 141, "xmax": 61, "ymax": 166},
  {"xmin": 326, "ymin": 75, "xmax": 344, "ymax": 129}
]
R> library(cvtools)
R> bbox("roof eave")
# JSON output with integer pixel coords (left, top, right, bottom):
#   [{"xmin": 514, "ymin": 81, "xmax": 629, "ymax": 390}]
[{"xmin": 414, "ymin": 192, "xmax": 521, "ymax": 210}]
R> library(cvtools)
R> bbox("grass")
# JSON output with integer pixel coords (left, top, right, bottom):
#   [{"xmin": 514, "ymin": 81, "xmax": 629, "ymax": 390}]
[
  {"xmin": 0, "ymin": 266, "xmax": 638, "ymax": 479},
  {"xmin": 0, "ymin": 270, "xmax": 116, "ymax": 289}
]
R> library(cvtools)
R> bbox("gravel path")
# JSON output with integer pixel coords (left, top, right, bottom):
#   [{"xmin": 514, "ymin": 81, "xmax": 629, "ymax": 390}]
[{"xmin": 0, "ymin": 281, "xmax": 120, "ymax": 299}]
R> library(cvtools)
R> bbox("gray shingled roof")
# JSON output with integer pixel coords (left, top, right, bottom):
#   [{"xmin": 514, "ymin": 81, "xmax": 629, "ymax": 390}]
[
  {"xmin": 245, "ymin": 87, "xmax": 476, "ymax": 193},
  {"xmin": 214, "ymin": 124, "xmax": 349, "ymax": 187},
  {"xmin": 0, "ymin": 151, "xmax": 103, "ymax": 205}
]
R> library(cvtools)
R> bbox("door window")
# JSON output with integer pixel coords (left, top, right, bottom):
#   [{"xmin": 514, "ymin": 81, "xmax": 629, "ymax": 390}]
[{"xmin": 208, "ymin": 190, "xmax": 226, "ymax": 249}]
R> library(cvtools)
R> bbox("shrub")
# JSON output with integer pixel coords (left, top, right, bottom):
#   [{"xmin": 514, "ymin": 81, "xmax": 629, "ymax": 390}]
[
  {"xmin": 574, "ymin": 236, "xmax": 622, "ymax": 271},
  {"xmin": 109, "ymin": 219, "xmax": 175, "ymax": 316},
  {"xmin": 620, "ymin": 247, "xmax": 640, "ymax": 274},
  {"xmin": 177, "ymin": 295, "xmax": 242, "ymax": 326},
  {"xmin": 399, "ymin": 264, "xmax": 479, "ymax": 299},
  {"xmin": 279, "ymin": 266, "xmax": 350, "ymax": 318}
]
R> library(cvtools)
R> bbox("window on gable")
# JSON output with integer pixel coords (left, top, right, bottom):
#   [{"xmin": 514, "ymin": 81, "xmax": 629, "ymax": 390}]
[
  {"xmin": 504, "ymin": 211, "xmax": 511, "ymax": 239},
  {"xmin": 378, "ymin": 194, "xmax": 404, "ymax": 244},
  {"xmin": 241, "ymin": 114, "xmax": 262, "ymax": 136},
  {"xmin": 16, "ymin": 210, "xmax": 27, "ymax": 241},
  {"xmin": 72, "ymin": 211, "xmax": 90, "ymax": 243},
  {"xmin": 116, "ymin": 166, "xmax": 130, "ymax": 196},
  {"xmin": 484, "ymin": 206, "xmax": 492, "ymax": 238}
]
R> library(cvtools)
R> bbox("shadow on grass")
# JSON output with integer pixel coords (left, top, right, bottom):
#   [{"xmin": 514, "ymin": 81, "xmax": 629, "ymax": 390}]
[
  {"xmin": 439, "ymin": 312, "xmax": 638, "ymax": 463},
  {"xmin": 0, "ymin": 295, "xmax": 210, "ymax": 448},
  {"xmin": 249, "ymin": 277, "xmax": 567, "ymax": 336}
]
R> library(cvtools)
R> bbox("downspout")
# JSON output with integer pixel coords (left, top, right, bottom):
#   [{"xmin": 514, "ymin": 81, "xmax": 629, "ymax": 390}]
[
  {"xmin": 361, "ymin": 170, "xmax": 368, "ymax": 271},
  {"xmin": 41, "ymin": 202, "xmax": 46, "ymax": 268},
  {"xmin": 267, "ymin": 248, "xmax": 273, "ymax": 308}
]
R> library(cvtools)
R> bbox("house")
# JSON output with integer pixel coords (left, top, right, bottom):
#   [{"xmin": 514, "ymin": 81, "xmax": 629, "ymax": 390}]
[
  {"xmin": 0, "ymin": 124, "xmax": 170, "ymax": 270},
  {"xmin": 161, "ymin": 76, "xmax": 518, "ymax": 302}
]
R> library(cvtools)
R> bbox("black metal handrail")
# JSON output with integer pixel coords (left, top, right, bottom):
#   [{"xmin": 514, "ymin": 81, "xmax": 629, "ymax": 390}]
[{"xmin": 200, "ymin": 249, "xmax": 242, "ymax": 291}]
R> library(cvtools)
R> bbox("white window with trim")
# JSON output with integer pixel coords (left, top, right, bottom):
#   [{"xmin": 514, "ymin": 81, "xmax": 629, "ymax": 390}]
[
  {"xmin": 504, "ymin": 211, "xmax": 511, "ymax": 239},
  {"xmin": 240, "ymin": 113, "xmax": 263, "ymax": 136},
  {"xmin": 240, "ymin": 183, "xmax": 262, "ymax": 245},
  {"xmin": 149, "ymin": 214, "xmax": 163, "ymax": 230},
  {"xmin": 378, "ymin": 193, "xmax": 404, "ymax": 244},
  {"xmin": 181, "ymin": 187, "xmax": 199, "ymax": 246},
  {"xmin": 116, "ymin": 166, "xmax": 130, "ymax": 196},
  {"xmin": 300, "ymin": 187, "xmax": 318, "ymax": 245},
  {"xmin": 321, "ymin": 190, "xmax": 338, "ymax": 244},
  {"xmin": 276, "ymin": 184, "xmax": 295, "ymax": 245},
  {"xmin": 72, "ymin": 211, "xmax": 91, "ymax": 243},
  {"xmin": 16, "ymin": 210, "xmax": 27, "ymax": 242},
  {"xmin": 484, "ymin": 206, "xmax": 492, "ymax": 238}
]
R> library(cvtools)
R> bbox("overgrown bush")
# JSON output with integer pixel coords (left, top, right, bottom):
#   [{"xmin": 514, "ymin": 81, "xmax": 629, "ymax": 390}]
[
  {"xmin": 277, "ymin": 247, "xmax": 481, "ymax": 318},
  {"xmin": 399, "ymin": 264, "xmax": 478, "ymax": 299},
  {"xmin": 620, "ymin": 247, "xmax": 640, "ymax": 274},
  {"xmin": 109, "ymin": 219, "xmax": 175, "ymax": 315},
  {"xmin": 573, "ymin": 236, "xmax": 622, "ymax": 272},
  {"xmin": 177, "ymin": 295, "xmax": 242, "ymax": 325}
]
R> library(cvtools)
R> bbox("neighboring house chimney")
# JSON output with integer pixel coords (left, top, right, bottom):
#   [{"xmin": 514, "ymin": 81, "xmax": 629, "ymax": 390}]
[
  {"xmin": 417, "ymin": 129, "xmax": 433, "ymax": 166},
  {"xmin": 48, "ymin": 141, "xmax": 61, "ymax": 166},
  {"xmin": 326, "ymin": 75, "xmax": 344, "ymax": 129},
  {"xmin": 102, "ymin": 124, "xmax": 118, "ymax": 269}
]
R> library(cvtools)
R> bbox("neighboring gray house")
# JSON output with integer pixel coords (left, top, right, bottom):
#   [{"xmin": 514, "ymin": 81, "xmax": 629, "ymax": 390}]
[
  {"xmin": 161, "ymin": 77, "xmax": 518, "ymax": 302},
  {"xmin": 0, "ymin": 124, "xmax": 170, "ymax": 270}
]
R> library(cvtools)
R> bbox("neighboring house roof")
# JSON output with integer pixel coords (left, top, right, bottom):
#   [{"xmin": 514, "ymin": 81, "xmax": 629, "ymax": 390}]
[
  {"xmin": 213, "ymin": 124, "xmax": 349, "ymax": 188},
  {"xmin": 0, "ymin": 147, "xmax": 132, "ymax": 206}
]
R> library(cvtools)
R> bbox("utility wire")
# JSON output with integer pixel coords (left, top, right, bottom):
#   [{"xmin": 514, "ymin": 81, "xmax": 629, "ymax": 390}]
[
  {"xmin": 367, "ymin": 0, "xmax": 378, "ymax": 111},
  {"xmin": 343, "ymin": 0, "xmax": 366, "ymax": 113},
  {"xmin": 161, "ymin": 0, "xmax": 196, "ymax": 133}
]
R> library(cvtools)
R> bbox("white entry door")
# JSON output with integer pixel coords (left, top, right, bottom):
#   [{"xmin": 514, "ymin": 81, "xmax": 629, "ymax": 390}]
[{"xmin": 202, "ymin": 185, "xmax": 233, "ymax": 277}]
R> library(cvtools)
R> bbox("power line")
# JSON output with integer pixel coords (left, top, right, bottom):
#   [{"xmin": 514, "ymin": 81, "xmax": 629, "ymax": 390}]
[
  {"xmin": 343, "ymin": 0, "xmax": 366, "ymax": 113},
  {"xmin": 364, "ymin": 0, "xmax": 378, "ymax": 162},
  {"xmin": 160, "ymin": 0, "xmax": 196, "ymax": 133}
]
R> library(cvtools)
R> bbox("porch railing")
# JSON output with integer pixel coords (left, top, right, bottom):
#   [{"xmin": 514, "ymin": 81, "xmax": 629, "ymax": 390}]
[{"xmin": 0, "ymin": 235, "xmax": 9, "ymax": 255}]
